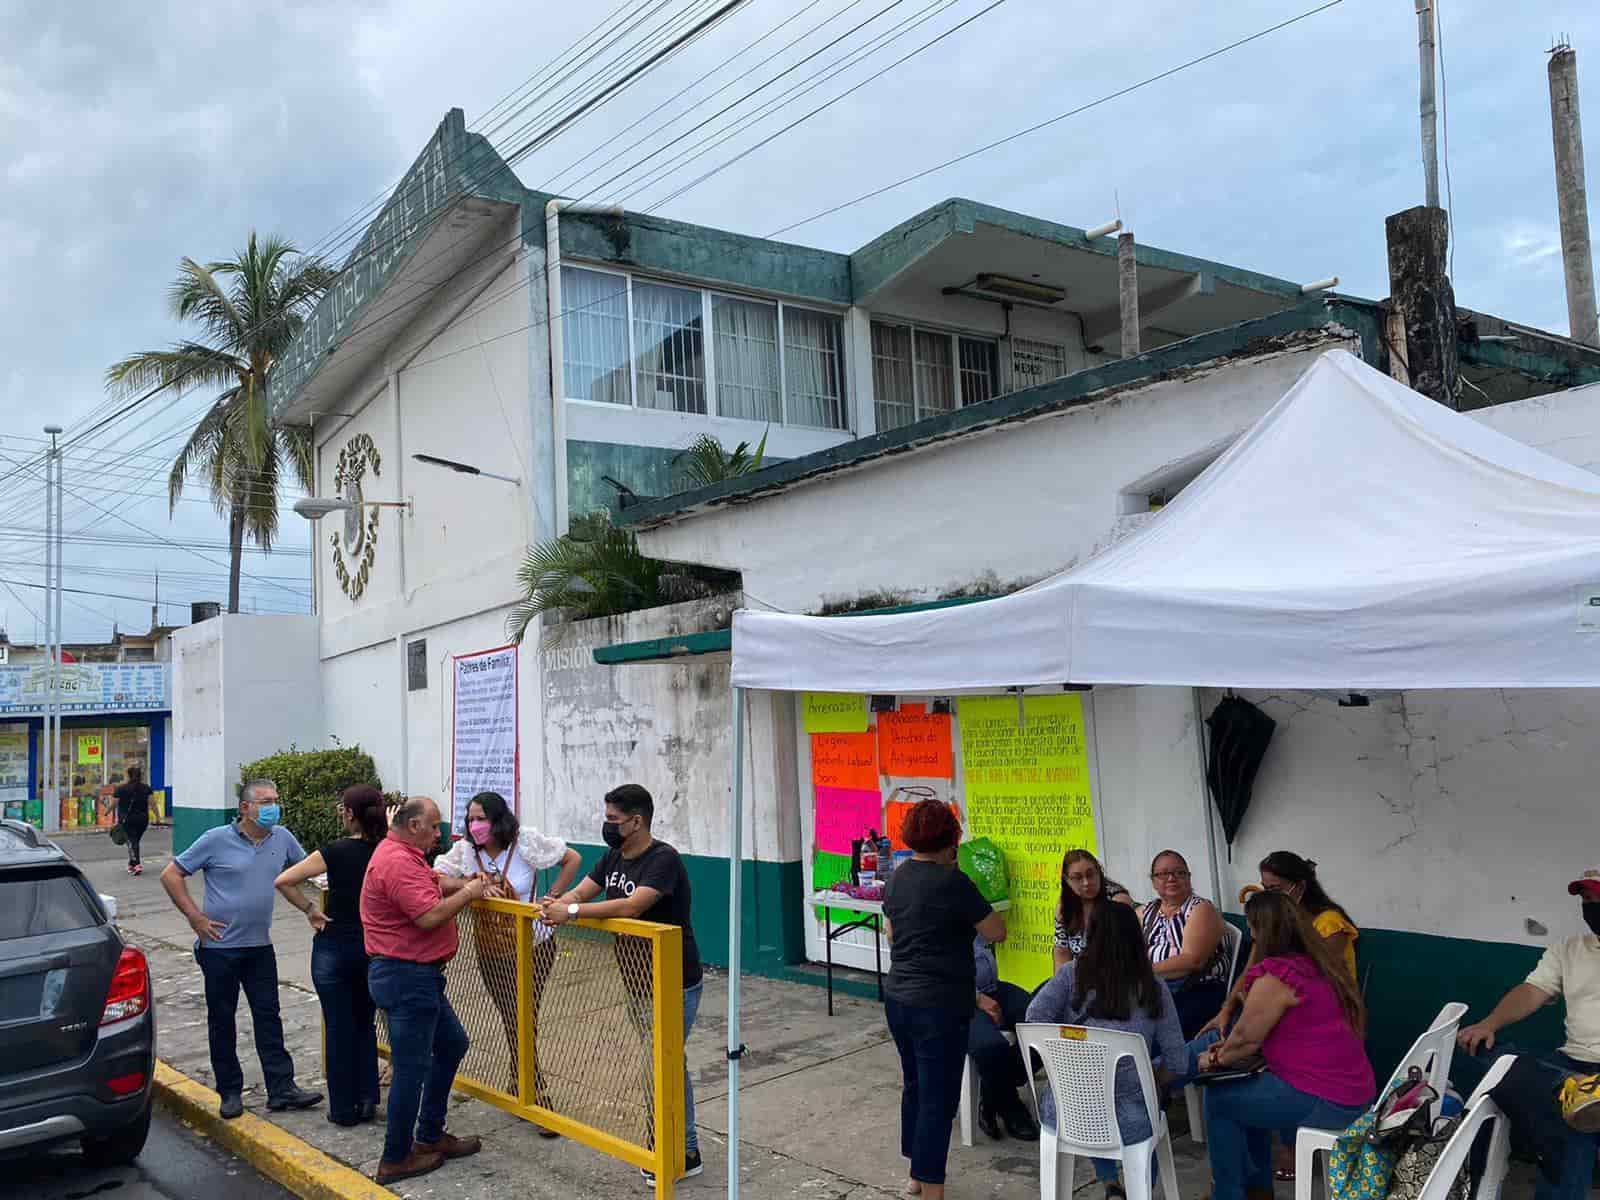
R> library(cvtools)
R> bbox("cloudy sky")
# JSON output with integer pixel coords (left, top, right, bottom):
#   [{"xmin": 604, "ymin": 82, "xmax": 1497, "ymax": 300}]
[{"xmin": 2, "ymin": 0, "xmax": 1596, "ymax": 641}]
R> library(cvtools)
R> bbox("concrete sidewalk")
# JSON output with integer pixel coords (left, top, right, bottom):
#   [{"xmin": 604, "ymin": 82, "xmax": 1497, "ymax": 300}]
[{"xmin": 68, "ymin": 828, "xmax": 1532, "ymax": 1199}]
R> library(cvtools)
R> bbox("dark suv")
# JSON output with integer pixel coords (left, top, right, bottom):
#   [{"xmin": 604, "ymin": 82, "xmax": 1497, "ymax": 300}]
[{"xmin": 0, "ymin": 820, "xmax": 154, "ymax": 1164}]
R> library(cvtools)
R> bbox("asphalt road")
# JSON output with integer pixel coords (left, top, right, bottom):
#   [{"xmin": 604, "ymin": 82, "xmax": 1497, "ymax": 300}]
[{"xmin": 10, "ymin": 1107, "xmax": 295, "ymax": 1200}]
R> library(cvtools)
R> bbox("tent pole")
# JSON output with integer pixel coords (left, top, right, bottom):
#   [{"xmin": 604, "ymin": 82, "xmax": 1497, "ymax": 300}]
[
  {"xmin": 1193, "ymin": 688, "xmax": 1223, "ymax": 907},
  {"xmin": 726, "ymin": 685, "xmax": 746, "ymax": 1198}
]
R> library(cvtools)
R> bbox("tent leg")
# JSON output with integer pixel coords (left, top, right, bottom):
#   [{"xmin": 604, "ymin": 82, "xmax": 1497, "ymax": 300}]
[
  {"xmin": 726, "ymin": 686, "xmax": 746, "ymax": 1199},
  {"xmin": 1193, "ymin": 687, "xmax": 1223, "ymax": 907}
]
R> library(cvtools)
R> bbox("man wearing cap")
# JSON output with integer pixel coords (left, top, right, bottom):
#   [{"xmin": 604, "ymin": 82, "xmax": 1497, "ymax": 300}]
[{"xmin": 1457, "ymin": 866, "xmax": 1600, "ymax": 1199}]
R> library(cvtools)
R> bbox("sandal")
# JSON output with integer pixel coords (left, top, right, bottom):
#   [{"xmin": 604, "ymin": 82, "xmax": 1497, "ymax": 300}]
[{"xmin": 1274, "ymin": 1168, "xmax": 1296, "ymax": 1182}]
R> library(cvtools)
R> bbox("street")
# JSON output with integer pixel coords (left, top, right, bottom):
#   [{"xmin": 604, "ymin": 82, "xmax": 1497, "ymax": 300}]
[{"xmin": 11, "ymin": 1107, "xmax": 294, "ymax": 1200}]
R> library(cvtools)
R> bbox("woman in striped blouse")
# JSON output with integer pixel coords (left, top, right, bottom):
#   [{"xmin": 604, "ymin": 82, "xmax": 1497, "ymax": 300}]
[{"xmin": 1139, "ymin": 849, "xmax": 1229, "ymax": 1038}]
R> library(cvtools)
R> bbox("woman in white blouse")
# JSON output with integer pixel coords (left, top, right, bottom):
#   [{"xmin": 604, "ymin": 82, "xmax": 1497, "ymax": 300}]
[{"xmin": 435, "ymin": 791, "xmax": 579, "ymax": 1124}]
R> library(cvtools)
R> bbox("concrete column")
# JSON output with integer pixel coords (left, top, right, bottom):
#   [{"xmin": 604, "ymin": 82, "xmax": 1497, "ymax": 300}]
[
  {"xmin": 1386, "ymin": 206, "xmax": 1459, "ymax": 406},
  {"xmin": 1118, "ymin": 232, "xmax": 1141, "ymax": 358},
  {"xmin": 1550, "ymin": 45, "xmax": 1599, "ymax": 347}
]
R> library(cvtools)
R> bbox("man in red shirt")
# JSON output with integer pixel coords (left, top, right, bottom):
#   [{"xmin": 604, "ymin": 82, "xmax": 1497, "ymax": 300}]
[{"xmin": 361, "ymin": 797, "xmax": 488, "ymax": 1183}]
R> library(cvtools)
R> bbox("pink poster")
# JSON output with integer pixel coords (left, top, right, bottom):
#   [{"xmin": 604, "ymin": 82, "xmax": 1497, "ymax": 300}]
[{"xmin": 814, "ymin": 786, "xmax": 883, "ymax": 855}]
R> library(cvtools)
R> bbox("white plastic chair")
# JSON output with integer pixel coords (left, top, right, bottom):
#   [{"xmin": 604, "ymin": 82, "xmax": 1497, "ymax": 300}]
[
  {"xmin": 1017, "ymin": 1022, "xmax": 1180, "ymax": 1200},
  {"xmin": 1412, "ymin": 1053, "xmax": 1516, "ymax": 1200},
  {"xmin": 1293, "ymin": 1001, "xmax": 1470, "ymax": 1200},
  {"xmin": 957, "ymin": 1031, "xmax": 1018, "ymax": 1148},
  {"xmin": 1183, "ymin": 920, "xmax": 1244, "ymax": 1144}
]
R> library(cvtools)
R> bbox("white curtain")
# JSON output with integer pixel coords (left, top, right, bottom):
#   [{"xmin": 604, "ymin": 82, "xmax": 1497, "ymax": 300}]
[
  {"xmin": 915, "ymin": 330, "xmax": 955, "ymax": 415},
  {"xmin": 783, "ymin": 309, "xmax": 846, "ymax": 429},
  {"xmin": 561, "ymin": 266, "xmax": 630, "ymax": 404},
  {"xmin": 871, "ymin": 323, "xmax": 915, "ymax": 431},
  {"xmin": 713, "ymin": 296, "xmax": 781, "ymax": 422},
  {"xmin": 633, "ymin": 281, "xmax": 706, "ymax": 414}
]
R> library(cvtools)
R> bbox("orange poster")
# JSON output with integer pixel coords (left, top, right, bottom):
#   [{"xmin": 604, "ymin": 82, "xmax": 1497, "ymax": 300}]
[
  {"xmin": 811, "ymin": 732, "xmax": 879, "ymax": 792},
  {"xmin": 885, "ymin": 797, "xmax": 962, "ymax": 851},
  {"xmin": 878, "ymin": 705, "xmax": 954, "ymax": 778}
]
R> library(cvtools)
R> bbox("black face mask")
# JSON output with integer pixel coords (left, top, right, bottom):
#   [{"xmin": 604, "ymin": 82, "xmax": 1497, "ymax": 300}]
[
  {"xmin": 1583, "ymin": 903, "xmax": 1600, "ymax": 938},
  {"xmin": 602, "ymin": 820, "xmax": 626, "ymax": 850}
]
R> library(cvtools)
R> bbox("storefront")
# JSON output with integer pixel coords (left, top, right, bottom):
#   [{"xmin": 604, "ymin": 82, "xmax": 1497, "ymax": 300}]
[{"xmin": 0, "ymin": 661, "xmax": 172, "ymax": 831}]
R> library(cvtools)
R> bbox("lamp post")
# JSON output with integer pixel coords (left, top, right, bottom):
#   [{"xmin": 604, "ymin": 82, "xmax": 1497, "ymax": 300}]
[
  {"xmin": 43, "ymin": 424, "xmax": 62, "ymax": 832},
  {"xmin": 410, "ymin": 453, "xmax": 520, "ymax": 485}
]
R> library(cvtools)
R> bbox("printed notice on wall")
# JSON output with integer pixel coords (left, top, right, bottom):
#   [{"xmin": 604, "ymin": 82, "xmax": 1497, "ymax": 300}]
[
  {"xmin": 961, "ymin": 693, "xmax": 1097, "ymax": 990},
  {"xmin": 452, "ymin": 645, "xmax": 518, "ymax": 829},
  {"xmin": 0, "ymin": 727, "xmax": 27, "ymax": 808}
]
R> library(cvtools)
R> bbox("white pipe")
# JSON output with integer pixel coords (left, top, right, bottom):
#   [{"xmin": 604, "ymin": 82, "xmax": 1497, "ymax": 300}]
[
  {"xmin": 1084, "ymin": 218, "xmax": 1122, "ymax": 241},
  {"xmin": 1416, "ymin": 0, "xmax": 1439, "ymax": 208},
  {"xmin": 726, "ymin": 685, "xmax": 746, "ymax": 1199},
  {"xmin": 1299, "ymin": 277, "xmax": 1340, "ymax": 295},
  {"xmin": 545, "ymin": 199, "xmax": 623, "ymax": 538}
]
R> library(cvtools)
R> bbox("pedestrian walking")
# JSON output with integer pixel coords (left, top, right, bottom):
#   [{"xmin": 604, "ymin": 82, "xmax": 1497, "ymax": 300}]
[
  {"xmin": 114, "ymin": 765, "xmax": 152, "ymax": 876},
  {"xmin": 543, "ymin": 783, "xmax": 705, "ymax": 1186},
  {"xmin": 158, "ymin": 779, "xmax": 325, "ymax": 1119},
  {"xmin": 273, "ymin": 784, "xmax": 387, "ymax": 1127},
  {"xmin": 361, "ymin": 797, "xmax": 488, "ymax": 1184}
]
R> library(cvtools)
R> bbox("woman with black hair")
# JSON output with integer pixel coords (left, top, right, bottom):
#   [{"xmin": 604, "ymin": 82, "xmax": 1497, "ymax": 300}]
[
  {"xmin": 1054, "ymin": 848, "xmax": 1134, "ymax": 969},
  {"xmin": 273, "ymin": 785, "xmax": 388, "ymax": 1126},
  {"xmin": 1258, "ymin": 850, "xmax": 1358, "ymax": 981},
  {"xmin": 1028, "ymin": 901, "xmax": 1187, "ymax": 1200},
  {"xmin": 432, "ymin": 792, "xmax": 580, "ymax": 1124}
]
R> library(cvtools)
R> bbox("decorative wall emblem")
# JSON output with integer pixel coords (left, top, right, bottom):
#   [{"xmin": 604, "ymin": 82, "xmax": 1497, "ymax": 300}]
[{"xmin": 331, "ymin": 433, "xmax": 382, "ymax": 600}]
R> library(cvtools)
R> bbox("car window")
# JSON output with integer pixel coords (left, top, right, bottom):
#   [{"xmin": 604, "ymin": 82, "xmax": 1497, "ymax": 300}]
[{"xmin": 0, "ymin": 870, "xmax": 102, "ymax": 939}]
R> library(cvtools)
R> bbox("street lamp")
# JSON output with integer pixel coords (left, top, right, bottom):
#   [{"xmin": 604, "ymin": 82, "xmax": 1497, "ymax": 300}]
[
  {"xmin": 411, "ymin": 453, "xmax": 520, "ymax": 485},
  {"xmin": 292, "ymin": 496, "xmax": 412, "ymax": 520}
]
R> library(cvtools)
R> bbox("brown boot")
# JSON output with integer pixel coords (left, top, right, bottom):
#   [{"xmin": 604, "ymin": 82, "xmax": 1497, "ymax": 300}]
[
  {"xmin": 375, "ymin": 1148, "xmax": 445, "ymax": 1183},
  {"xmin": 413, "ymin": 1131, "xmax": 482, "ymax": 1160}
]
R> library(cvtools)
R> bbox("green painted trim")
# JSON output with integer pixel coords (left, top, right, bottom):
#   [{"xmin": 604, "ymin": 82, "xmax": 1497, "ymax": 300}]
[
  {"xmin": 172, "ymin": 805, "xmax": 231, "ymax": 855},
  {"xmin": 621, "ymin": 298, "xmax": 1378, "ymax": 527},
  {"xmin": 1460, "ymin": 337, "xmax": 1600, "ymax": 386}
]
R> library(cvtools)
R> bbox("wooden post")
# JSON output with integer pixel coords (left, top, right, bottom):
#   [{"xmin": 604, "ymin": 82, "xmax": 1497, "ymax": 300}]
[{"xmin": 1385, "ymin": 206, "xmax": 1458, "ymax": 405}]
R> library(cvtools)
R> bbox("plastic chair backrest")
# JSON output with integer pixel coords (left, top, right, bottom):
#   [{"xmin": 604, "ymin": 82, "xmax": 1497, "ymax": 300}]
[
  {"xmin": 1416, "ymin": 1054, "xmax": 1516, "ymax": 1200},
  {"xmin": 1017, "ymin": 1022, "xmax": 1161, "ymax": 1153},
  {"xmin": 1219, "ymin": 921, "xmax": 1243, "ymax": 985},
  {"xmin": 1383, "ymin": 1001, "xmax": 1469, "ymax": 1103}
]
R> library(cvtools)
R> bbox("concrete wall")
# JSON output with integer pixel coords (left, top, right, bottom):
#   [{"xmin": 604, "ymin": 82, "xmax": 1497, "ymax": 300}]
[{"xmin": 170, "ymin": 614, "xmax": 322, "ymax": 850}]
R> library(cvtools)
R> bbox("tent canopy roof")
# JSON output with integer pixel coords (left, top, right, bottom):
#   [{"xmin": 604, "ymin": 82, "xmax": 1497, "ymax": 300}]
[{"xmin": 732, "ymin": 350, "xmax": 1600, "ymax": 694}]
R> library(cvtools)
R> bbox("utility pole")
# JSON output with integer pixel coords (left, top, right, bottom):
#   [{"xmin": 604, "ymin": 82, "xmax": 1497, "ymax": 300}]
[
  {"xmin": 1549, "ymin": 41, "xmax": 1599, "ymax": 347},
  {"xmin": 42, "ymin": 425, "xmax": 62, "ymax": 832},
  {"xmin": 1416, "ymin": 1, "xmax": 1440, "ymax": 208}
]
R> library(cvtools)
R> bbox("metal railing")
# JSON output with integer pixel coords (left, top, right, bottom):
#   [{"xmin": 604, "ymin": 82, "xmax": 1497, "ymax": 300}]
[{"xmin": 352, "ymin": 898, "xmax": 685, "ymax": 1196}]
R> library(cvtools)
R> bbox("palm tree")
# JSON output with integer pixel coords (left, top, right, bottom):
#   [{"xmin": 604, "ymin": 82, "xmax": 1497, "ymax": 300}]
[
  {"xmin": 673, "ymin": 430, "xmax": 768, "ymax": 490},
  {"xmin": 106, "ymin": 233, "xmax": 334, "ymax": 612}
]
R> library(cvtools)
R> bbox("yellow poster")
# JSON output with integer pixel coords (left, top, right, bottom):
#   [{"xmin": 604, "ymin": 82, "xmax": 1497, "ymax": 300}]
[
  {"xmin": 77, "ymin": 734, "xmax": 103, "ymax": 766},
  {"xmin": 802, "ymin": 692, "xmax": 868, "ymax": 734},
  {"xmin": 960, "ymin": 693, "xmax": 1097, "ymax": 991}
]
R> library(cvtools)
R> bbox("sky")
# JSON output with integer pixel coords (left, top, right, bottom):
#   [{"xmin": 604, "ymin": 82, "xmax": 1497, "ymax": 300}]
[{"xmin": 1, "ymin": 0, "xmax": 1596, "ymax": 641}]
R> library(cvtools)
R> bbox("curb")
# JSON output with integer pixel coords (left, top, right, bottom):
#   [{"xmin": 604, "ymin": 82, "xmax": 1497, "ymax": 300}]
[{"xmin": 152, "ymin": 1061, "xmax": 398, "ymax": 1200}]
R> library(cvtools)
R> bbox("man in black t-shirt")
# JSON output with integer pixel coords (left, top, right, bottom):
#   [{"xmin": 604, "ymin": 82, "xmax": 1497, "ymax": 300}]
[{"xmin": 543, "ymin": 784, "xmax": 703, "ymax": 1185}]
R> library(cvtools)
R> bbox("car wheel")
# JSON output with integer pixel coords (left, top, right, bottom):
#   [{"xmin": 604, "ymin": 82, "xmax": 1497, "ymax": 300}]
[{"xmin": 81, "ymin": 1100, "xmax": 152, "ymax": 1167}]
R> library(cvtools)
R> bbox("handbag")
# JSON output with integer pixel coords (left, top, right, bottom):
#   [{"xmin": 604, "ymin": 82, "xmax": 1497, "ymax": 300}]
[
  {"xmin": 1328, "ymin": 1106, "xmax": 1400, "ymax": 1200},
  {"xmin": 1386, "ymin": 1117, "xmax": 1469, "ymax": 1200},
  {"xmin": 109, "ymin": 824, "xmax": 128, "ymax": 846}
]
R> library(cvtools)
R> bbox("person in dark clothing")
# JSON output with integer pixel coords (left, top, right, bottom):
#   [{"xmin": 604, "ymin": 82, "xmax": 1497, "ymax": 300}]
[
  {"xmin": 114, "ymin": 765, "xmax": 153, "ymax": 875},
  {"xmin": 274, "ymin": 785, "xmax": 387, "ymax": 1126},
  {"xmin": 882, "ymin": 800, "xmax": 1008, "ymax": 1200},
  {"xmin": 970, "ymin": 933, "xmax": 1039, "ymax": 1141}
]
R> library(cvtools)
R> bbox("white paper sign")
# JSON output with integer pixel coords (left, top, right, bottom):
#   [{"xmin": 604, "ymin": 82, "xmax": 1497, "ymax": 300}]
[{"xmin": 451, "ymin": 645, "xmax": 518, "ymax": 828}]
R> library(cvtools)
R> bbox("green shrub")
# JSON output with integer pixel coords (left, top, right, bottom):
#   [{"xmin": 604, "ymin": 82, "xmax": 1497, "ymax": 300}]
[{"xmin": 238, "ymin": 745, "xmax": 384, "ymax": 851}]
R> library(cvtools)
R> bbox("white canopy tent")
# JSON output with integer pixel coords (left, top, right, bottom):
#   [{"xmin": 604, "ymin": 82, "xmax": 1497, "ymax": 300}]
[{"xmin": 718, "ymin": 349, "xmax": 1600, "ymax": 1194}]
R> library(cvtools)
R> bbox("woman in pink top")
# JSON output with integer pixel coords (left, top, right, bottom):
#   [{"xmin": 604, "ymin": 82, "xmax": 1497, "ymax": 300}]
[{"xmin": 1194, "ymin": 891, "xmax": 1374, "ymax": 1200}]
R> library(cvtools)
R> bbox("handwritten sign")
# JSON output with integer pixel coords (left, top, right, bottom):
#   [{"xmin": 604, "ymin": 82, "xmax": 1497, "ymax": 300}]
[
  {"xmin": 878, "ymin": 704, "xmax": 953, "ymax": 778},
  {"xmin": 811, "ymin": 732, "xmax": 878, "ymax": 791},
  {"xmin": 961, "ymin": 693, "xmax": 1098, "ymax": 990},
  {"xmin": 814, "ymin": 786, "xmax": 883, "ymax": 855},
  {"xmin": 803, "ymin": 692, "xmax": 868, "ymax": 734},
  {"xmin": 78, "ymin": 734, "xmax": 103, "ymax": 766},
  {"xmin": 885, "ymin": 798, "xmax": 960, "ymax": 851}
]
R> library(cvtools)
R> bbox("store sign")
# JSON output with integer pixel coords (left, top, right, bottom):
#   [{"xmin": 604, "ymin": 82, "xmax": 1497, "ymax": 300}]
[
  {"xmin": 0, "ymin": 662, "xmax": 169, "ymax": 715},
  {"xmin": 451, "ymin": 645, "xmax": 518, "ymax": 829}
]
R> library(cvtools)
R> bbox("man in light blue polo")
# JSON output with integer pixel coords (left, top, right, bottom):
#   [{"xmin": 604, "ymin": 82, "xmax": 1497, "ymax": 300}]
[{"xmin": 159, "ymin": 778, "xmax": 325, "ymax": 1119}]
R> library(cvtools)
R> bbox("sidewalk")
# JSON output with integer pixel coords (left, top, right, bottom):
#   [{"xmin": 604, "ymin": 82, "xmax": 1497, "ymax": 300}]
[{"xmin": 73, "ymin": 830, "xmax": 1531, "ymax": 1199}]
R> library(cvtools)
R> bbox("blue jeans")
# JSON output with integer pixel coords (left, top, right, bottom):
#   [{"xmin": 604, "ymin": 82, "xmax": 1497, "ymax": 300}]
[
  {"xmin": 368, "ymin": 958, "xmax": 470, "ymax": 1164},
  {"xmin": 310, "ymin": 934, "xmax": 378, "ymax": 1121},
  {"xmin": 195, "ymin": 945, "xmax": 296, "ymax": 1099},
  {"xmin": 886, "ymin": 997, "xmax": 972, "ymax": 1185},
  {"xmin": 1204, "ymin": 1072, "xmax": 1365, "ymax": 1200},
  {"xmin": 627, "ymin": 978, "xmax": 703, "ymax": 1155},
  {"xmin": 969, "ymin": 982, "xmax": 1031, "ymax": 1107},
  {"xmin": 1458, "ymin": 1045, "xmax": 1598, "ymax": 1200}
]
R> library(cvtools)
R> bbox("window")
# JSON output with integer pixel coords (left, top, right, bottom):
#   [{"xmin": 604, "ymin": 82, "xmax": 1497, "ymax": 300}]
[
  {"xmin": 121, "ymin": 646, "xmax": 156, "ymax": 662},
  {"xmin": 0, "ymin": 870, "xmax": 101, "ymax": 939},
  {"xmin": 871, "ymin": 321, "xmax": 1000, "ymax": 431},
  {"xmin": 632, "ymin": 281, "xmax": 706, "ymax": 414},
  {"xmin": 1011, "ymin": 337, "xmax": 1066, "ymax": 389},
  {"xmin": 561, "ymin": 265, "xmax": 847, "ymax": 430},
  {"xmin": 407, "ymin": 639, "xmax": 428, "ymax": 692}
]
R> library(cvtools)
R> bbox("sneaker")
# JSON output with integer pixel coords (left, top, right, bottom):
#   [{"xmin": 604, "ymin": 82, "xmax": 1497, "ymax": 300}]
[
  {"xmin": 641, "ymin": 1150, "xmax": 703, "ymax": 1186},
  {"xmin": 1561, "ymin": 1073, "xmax": 1600, "ymax": 1132},
  {"xmin": 132, "ymin": 863, "xmax": 142, "ymax": 875}
]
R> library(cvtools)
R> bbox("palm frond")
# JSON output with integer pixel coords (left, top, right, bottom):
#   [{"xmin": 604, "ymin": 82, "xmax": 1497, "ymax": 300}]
[
  {"xmin": 169, "ymin": 258, "xmax": 245, "ymax": 347},
  {"xmin": 105, "ymin": 344, "xmax": 242, "ymax": 399},
  {"xmin": 672, "ymin": 430, "xmax": 770, "ymax": 490},
  {"xmin": 506, "ymin": 516, "xmax": 665, "ymax": 641}
]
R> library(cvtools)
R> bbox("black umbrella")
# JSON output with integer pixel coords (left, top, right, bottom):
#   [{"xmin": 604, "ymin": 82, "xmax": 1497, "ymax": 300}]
[{"xmin": 1204, "ymin": 695, "xmax": 1277, "ymax": 859}]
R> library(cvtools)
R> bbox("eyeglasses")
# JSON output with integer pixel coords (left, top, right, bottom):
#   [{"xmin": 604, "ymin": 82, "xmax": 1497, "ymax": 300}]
[{"xmin": 1151, "ymin": 869, "xmax": 1191, "ymax": 881}]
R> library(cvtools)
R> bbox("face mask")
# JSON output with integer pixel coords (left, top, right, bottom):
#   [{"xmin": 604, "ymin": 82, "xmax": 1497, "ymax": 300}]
[
  {"xmin": 468, "ymin": 820, "xmax": 493, "ymax": 846},
  {"xmin": 255, "ymin": 803, "xmax": 281, "ymax": 829},
  {"xmin": 602, "ymin": 820, "xmax": 626, "ymax": 849},
  {"xmin": 1584, "ymin": 903, "xmax": 1600, "ymax": 938}
]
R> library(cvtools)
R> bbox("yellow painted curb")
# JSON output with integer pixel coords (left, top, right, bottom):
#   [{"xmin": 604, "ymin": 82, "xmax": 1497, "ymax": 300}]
[{"xmin": 152, "ymin": 1061, "xmax": 398, "ymax": 1200}]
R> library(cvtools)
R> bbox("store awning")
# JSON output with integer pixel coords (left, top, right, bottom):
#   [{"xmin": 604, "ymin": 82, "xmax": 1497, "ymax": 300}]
[{"xmin": 732, "ymin": 349, "xmax": 1600, "ymax": 693}]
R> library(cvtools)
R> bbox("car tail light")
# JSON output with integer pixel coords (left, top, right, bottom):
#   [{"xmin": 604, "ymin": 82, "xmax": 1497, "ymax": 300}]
[
  {"xmin": 106, "ymin": 1072, "xmax": 147, "ymax": 1096},
  {"xmin": 101, "ymin": 946, "xmax": 150, "ymax": 1025}
]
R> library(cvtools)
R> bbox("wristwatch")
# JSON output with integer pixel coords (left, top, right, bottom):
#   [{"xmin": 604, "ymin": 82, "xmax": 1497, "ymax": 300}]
[{"xmin": 567, "ymin": 903, "xmax": 580, "ymax": 919}]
